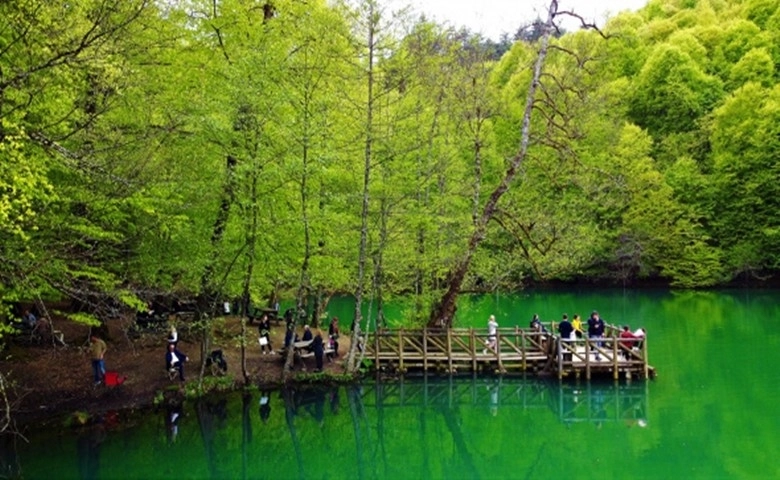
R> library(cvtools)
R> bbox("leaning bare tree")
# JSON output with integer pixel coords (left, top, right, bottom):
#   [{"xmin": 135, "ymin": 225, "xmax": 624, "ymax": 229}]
[{"xmin": 428, "ymin": 0, "xmax": 599, "ymax": 327}]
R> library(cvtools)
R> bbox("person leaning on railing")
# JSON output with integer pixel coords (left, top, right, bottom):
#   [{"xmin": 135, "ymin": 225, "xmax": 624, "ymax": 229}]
[
  {"xmin": 558, "ymin": 314, "xmax": 574, "ymax": 340},
  {"xmin": 619, "ymin": 326, "xmax": 636, "ymax": 359},
  {"xmin": 572, "ymin": 314, "xmax": 584, "ymax": 339},
  {"xmin": 633, "ymin": 327, "xmax": 646, "ymax": 350},
  {"xmin": 587, "ymin": 311, "xmax": 605, "ymax": 360}
]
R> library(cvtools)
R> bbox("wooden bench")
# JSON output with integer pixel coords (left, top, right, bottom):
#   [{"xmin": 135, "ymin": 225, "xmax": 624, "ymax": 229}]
[{"xmin": 298, "ymin": 348, "xmax": 335, "ymax": 361}]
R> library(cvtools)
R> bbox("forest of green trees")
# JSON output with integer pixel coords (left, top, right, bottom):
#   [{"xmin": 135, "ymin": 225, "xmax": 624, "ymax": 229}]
[{"xmin": 1, "ymin": 0, "xmax": 779, "ymax": 333}]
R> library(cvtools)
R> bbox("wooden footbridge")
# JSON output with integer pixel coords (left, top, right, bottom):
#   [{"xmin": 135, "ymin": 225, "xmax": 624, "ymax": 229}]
[{"xmin": 362, "ymin": 323, "xmax": 655, "ymax": 380}]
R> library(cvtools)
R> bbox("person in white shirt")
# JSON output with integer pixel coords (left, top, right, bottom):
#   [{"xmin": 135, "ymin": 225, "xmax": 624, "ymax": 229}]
[
  {"xmin": 165, "ymin": 343, "xmax": 189, "ymax": 381},
  {"xmin": 484, "ymin": 315, "xmax": 499, "ymax": 354}
]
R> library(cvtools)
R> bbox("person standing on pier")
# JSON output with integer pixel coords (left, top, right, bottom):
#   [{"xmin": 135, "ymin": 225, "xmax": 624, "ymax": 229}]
[
  {"xmin": 620, "ymin": 325, "xmax": 636, "ymax": 359},
  {"xmin": 587, "ymin": 311, "xmax": 605, "ymax": 360},
  {"xmin": 633, "ymin": 327, "xmax": 646, "ymax": 349},
  {"xmin": 558, "ymin": 314, "xmax": 574, "ymax": 340},
  {"xmin": 484, "ymin": 315, "xmax": 499, "ymax": 354},
  {"xmin": 572, "ymin": 314, "xmax": 584, "ymax": 339}
]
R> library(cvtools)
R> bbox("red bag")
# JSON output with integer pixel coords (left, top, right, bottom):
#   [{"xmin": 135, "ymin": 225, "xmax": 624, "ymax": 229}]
[{"xmin": 104, "ymin": 371, "xmax": 126, "ymax": 386}]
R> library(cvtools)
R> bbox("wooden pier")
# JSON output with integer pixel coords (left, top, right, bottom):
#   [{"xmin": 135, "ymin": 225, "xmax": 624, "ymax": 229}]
[{"xmin": 363, "ymin": 324, "xmax": 655, "ymax": 380}]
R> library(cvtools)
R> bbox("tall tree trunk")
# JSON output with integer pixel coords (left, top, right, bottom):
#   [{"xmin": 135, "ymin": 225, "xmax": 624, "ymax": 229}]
[
  {"xmin": 372, "ymin": 163, "xmax": 389, "ymax": 329},
  {"xmin": 288, "ymin": 121, "xmax": 313, "ymax": 381},
  {"xmin": 198, "ymin": 154, "xmax": 237, "ymax": 383},
  {"xmin": 296, "ymin": 104, "xmax": 312, "ymax": 326},
  {"xmin": 239, "ymin": 169, "xmax": 259, "ymax": 385},
  {"xmin": 372, "ymin": 217, "xmax": 386, "ymax": 329},
  {"xmin": 347, "ymin": 1, "xmax": 376, "ymax": 373},
  {"xmin": 428, "ymin": 1, "xmax": 557, "ymax": 327},
  {"xmin": 471, "ymin": 115, "xmax": 485, "ymax": 226},
  {"xmin": 311, "ymin": 287, "xmax": 332, "ymax": 328}
]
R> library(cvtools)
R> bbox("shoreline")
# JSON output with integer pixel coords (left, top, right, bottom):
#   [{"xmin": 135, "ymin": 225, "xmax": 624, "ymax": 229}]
[{"xmin": 1, "ymin": 316, "xmax": 355, "ymax": 432}]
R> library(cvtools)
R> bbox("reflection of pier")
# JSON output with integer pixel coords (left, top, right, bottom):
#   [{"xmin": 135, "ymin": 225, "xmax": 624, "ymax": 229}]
[
  {"xmin": 363, "ymin": 325, "xmax": 655, "ymax": 379},
  {"xmin": 359, "ymin": 377, "xmax": 649, "ymax": 426}
]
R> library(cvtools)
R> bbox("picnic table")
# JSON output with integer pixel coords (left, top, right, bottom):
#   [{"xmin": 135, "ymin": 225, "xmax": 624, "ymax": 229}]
[{"xmin": 282, "ymin": 339, "xmax": 334, "ymax": 370}]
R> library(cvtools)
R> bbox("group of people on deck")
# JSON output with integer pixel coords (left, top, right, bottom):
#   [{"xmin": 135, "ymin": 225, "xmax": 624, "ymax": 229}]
[
  {"xmin": 279, "ymin": 316, "xmax": 341, "ymax": 372},
  {"xmin": 484, "ymin": 311, "xmax": 646, "ymax": 359},
  {"xmin": 557, "ymin": 311, "xmax": 646, "ymax": 360}
]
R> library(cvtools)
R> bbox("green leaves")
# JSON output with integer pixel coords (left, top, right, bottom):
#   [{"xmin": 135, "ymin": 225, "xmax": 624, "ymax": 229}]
[
  {"xmin": 2, "ymin": 0, "xmax": 780, "ymax": 338},
  {"xmin": 629, "ymin": 44, "xmax": 724, "ymax": 136},
  {"xmin": 710, "ymin": 82, "xmax": 780, "ymax": 276}
]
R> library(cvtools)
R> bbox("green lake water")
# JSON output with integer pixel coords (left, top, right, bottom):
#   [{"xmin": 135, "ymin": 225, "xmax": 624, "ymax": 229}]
[{"xmin": 4, "ymin": 289, "xmax": 780, "ymax": 479}]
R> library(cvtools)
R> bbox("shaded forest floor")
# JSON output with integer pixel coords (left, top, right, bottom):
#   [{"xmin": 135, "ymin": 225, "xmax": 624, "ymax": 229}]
[{"xmin": 0, "ymin": 314, "xmax": 351, "ymax": 428}]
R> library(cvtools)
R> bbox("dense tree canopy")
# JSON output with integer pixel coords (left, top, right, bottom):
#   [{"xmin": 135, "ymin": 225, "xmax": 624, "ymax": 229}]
[{"xmin": 1, "ymin": 0, "xmax": 779, "ymax": 333}]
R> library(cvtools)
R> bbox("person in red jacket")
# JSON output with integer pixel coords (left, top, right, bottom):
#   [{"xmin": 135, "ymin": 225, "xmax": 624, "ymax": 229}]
[{"xmin": 619, "ymin": 325, "xmax": 636, "ymax": 360}]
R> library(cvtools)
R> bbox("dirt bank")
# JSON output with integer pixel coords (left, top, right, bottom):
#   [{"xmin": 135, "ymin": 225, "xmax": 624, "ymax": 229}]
[{"xmin": 0, "ymin": 315, "xmax": 351, "ymax": 428}]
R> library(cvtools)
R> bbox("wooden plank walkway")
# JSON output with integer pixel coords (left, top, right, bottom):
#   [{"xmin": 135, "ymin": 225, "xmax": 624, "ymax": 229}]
[{"xmin": 363, "ymin": 324, "xmax": 655, "ymax": 380}]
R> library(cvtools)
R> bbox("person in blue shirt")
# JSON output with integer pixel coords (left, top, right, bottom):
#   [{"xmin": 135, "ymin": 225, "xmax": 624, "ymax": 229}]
[
  {"xmin": 20, "ymin": 309, "xmax": 38, "ymax": 330},
  {"xmin": 587, "ymin": 311, "xmax": 605, "ymax": 360}
]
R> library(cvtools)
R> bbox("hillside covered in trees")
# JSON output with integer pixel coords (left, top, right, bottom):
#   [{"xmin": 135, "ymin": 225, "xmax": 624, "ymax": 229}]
[{"xmin": 1, "ymin": 0, "xmax": 779, "ymax": 332}]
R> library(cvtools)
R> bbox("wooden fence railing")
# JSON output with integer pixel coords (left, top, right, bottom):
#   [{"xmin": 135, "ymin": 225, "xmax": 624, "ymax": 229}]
[{"xmin": 363, "ymin": 324, "xmax": 653, "ymax": 379}]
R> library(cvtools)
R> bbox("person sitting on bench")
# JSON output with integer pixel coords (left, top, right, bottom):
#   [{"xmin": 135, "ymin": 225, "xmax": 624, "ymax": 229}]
[
  {"xmin": 301, "ymin": 324, "xmax": 313, "ymax": 351},
  {"xmin": 165, "ymin": 343, "xmax": 189, "ymax": 381},
  {"xmin": 206, "ymin": 349, "xmax": 228, "ymax": 374},
  {"xmin": 22, "ymin": 309, "xmax": 38, "ymax": 329}
]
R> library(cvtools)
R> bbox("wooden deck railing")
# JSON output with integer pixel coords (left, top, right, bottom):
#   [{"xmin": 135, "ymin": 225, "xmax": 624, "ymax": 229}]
[{"xmin": 363, "ymin": 324, "xmax": 654, "ymax": 379}]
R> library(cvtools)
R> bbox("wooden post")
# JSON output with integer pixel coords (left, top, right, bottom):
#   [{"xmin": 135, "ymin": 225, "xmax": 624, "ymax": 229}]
[
  {"xmin": 557, "ymin": 337, "xmax": 563, "ymax": 380},
  {"xmin": 496, "ymin": 331, "xmax": 504, "ymax": 373},
  {"xmin": 423, "ymin": 328, "xmax": 428, "ymax": 372},
  {"xmin": 398, "ymin": 329, "xmax": 403, "ymax": 373},
  {"xmin": 612, "ymin": 335, "xmax": 619, "ymax": 380},
  {"xmin": 521, "ymin": 330, "xmax": 527, "ymax": 371},
  {"xmin": 642, "ymin": 334, "xmax": 649, "ymax": 379},
  {"xmin": 585, "ymin": 337, "xmax": 591, "ymax": 380},
  {"xmin": 374, "ymin": 330, "xmax": 379, "ymax": 369},
  {"xmin": 447, "ymin": 328, "xmax": 453, "ymax": 373},
  {"xmin": 471, "ymin": 328, "xmax": 477, "ymax": 372}
]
